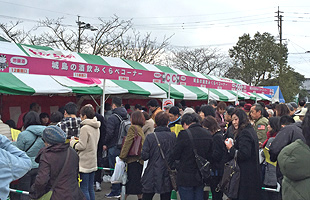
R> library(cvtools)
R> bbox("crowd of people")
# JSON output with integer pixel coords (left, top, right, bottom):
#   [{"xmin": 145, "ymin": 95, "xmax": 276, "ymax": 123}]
[{"xmin": 1, "ymin": 98, "xmax": 310, "ymax": 200}]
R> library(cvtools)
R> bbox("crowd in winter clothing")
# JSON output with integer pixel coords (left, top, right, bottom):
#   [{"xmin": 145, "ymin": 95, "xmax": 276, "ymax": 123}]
[{"xmin": 1, "ymin": 98, "xmax": 310, "ymax": 200}]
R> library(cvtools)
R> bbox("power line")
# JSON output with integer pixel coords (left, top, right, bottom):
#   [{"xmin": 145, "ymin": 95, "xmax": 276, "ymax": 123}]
[
  {"xmin": 133, "ymin": 13, "xmax": 272, "ymax": 26},
  {"xmin": 133, "ymin": 20, "xmax": 273, "ymax": 31}
]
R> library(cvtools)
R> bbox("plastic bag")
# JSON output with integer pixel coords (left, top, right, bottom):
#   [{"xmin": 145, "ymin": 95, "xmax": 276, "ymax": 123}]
[
  {"xmin": 111, "ymin": 157, "xmax": 125, "ymax": 184},
  {"xmin": 141, "ymin": 160, "xmax": 148, "ymax": 177}
]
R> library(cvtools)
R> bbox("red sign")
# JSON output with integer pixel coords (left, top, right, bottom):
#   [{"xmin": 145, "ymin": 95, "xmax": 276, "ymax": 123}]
[{"xmin": 0, "ymin": 53, "xmax": 273, "ymax": 95}]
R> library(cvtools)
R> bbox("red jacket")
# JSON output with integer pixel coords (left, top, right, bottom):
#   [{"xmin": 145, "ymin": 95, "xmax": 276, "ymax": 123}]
[{"xmin": 262, "ymin": 131, "xmax": 278, "ymax": 148}]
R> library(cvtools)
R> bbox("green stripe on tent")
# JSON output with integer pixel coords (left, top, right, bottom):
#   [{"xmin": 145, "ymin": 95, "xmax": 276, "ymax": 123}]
[
  {"xmin": 21, "ymin": 44, "xmax": 54, "ymax": 51},
  {"xmin": 227, "ymin": 90, "xmax": 245, "ymax": 100},
  {"xmin": 69, "ymin": 86, "xmax": 103, "ymax": 95},
  {"xmin": 180, "ymin": 69, "xmax": 196, "ymax": 77},
  {"xmin": 251, "ymin": 92, "xmax": 268, "ymax": 101},
  {"xmin": 183, "ymin": 85, "xmax": 208, "ymax": 100},
  {"xmin": 154, "ymin": 65, "xmax": 177, "ymax": 74},
  {"xmin": 230, "ymin": 79, "xmax": 242, "ymax": 84},
  {"xmin": 155, "ymin": 83, "xmax": 184, "ymax": 99},
  {"xmin": 0, "ymin": 73, "xmax": 35, "ymax": 95},
  {"xmin": 112, "ymin": 80, "xmax": 150, "ymax": 96},
  {"xmin": 122, "ymin": 59, "xmax": 147, "ymax": 70},
  {"xmin": 79, "ymin": 54, "xmax": 110, "ymax": 66},
  {"xmin": 210, "ymin": 89, "xmax": 229, "ymax": 101},
  {"xmin": 202, "ymin": 74, "xmax": 214, "ymax": 80},
  {"xmin": 16, "ymin": 44, "xmax": 30, "ymax": 56}
]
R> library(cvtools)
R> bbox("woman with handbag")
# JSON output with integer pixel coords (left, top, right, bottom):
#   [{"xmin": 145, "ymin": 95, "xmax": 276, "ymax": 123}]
[
  {"xmin": 171, "ymin": 113, "xmax": 213, "ymax": 200},
  {"xmin": 141, "ymin": 111, "xmax": 176, "ymax": 200},
  {"xmin": 201, "ymin": 116, "xmax": 226, "ymax": 200},
  {"xmin": 225, "ymin": 109, "xmax": 262, "ymax": 200},
  {"xmin": 119, "ymin": 111, "xmax": 146, "ymax": 200},
  {"xmin": 29, "ymin": 125, "xmax": 85, "ymax": 200}
]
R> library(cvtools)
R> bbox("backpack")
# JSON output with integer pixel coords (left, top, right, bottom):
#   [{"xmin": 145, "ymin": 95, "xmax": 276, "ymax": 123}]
[{"xmin": 114, "ymin": 113, "xmax": 131, "ymax": 149}]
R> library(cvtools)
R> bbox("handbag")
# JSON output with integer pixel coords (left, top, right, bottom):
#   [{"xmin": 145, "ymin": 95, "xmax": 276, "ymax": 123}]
[
  {"xmin": 216, "ymin": 150, "xmax": 240, "ymax": 199},
  {"xmin": 124, "ymin": 126, "xmax": 142, "ymax": 156},
  {"xmin": 154, "ymin": 132, "xmax": 178, "ymax": 191},
  {"xmin": 33, "ymin": 148, "xmax": 71, "ymax": 200},
  {"xmin": 186, "ymin": 129, "xmax": 211, "ymax": 182}
]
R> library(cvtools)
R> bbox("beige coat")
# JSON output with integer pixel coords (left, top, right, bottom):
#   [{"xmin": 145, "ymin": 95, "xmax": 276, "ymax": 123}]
[
  {"xmin": 0, "ymin": 120, "xmax": 11, "ymax": 141},
  {"xmin": 142, "ymin": 119, "xmax": 155, "ymax": 136},
  {"xmin": 119, "ymin": 125, "xmax": 145, "ymax": 165},
  {"xmin": 70, "ymin": 117, "xmax": 100, "ymax": 173}
]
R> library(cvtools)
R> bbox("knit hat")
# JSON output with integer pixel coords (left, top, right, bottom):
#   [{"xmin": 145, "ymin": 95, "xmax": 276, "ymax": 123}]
[{"xmin": 43, "ymin": 125, "xmax": 66, "ymax": 145}]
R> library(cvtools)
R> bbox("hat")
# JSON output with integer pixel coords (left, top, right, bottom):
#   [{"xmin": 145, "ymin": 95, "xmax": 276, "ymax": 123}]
[
  {"xmin": 43, "ymin": 125, "xmax": 66, "ymax": 145},
  {"xmin": 164, "ymin": 104, "xmax": 173, "ymax": 110},
  {"xmin": 289, "ymin": 102, "xmax": 298, "ymax": 109},
  {"xmin": 296, "ymin": 108, "xmax": 308, "ymax": 116},
  {"xmin": 243, "ymin": 104, "xmax": 252, "ymax": 112},
  {"xmin": 183, "ymin": 107, "xmax": 195, "ymax": 115}
]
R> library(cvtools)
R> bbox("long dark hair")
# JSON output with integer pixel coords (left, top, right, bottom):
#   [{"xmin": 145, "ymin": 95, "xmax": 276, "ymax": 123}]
[
  {"xmin": 269, "ymin": 116, "xmax": 281, "ymax": 137},
  {"xmin": 232, "ymin": 109, "xmax": 250, "ymax": 133},
  {"xmin": 302, "ymin": 109, "xmax": 310, "ymax": 147}
]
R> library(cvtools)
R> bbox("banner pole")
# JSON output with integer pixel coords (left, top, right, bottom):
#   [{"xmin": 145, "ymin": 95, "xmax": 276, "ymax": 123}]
[
  {"xmin": 207, "ymin": 88, "xmax": 210, "ymax": 104},
  {"xmin": 168, "ymin": 83, "xmax": 171, "ymax": 99},
  {"xmin": 100, "ymin": 79, "xmax": 106, "ymax": 116}
]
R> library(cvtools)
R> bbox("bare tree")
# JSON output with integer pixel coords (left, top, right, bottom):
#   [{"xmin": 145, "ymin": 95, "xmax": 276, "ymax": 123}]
[
  {"xmin": 0, "ymin": 16, "xmax": 172, "ymax": 64},
  {"xmin": 164, "ymin": 47, "xmax": 230, "ymax": 76},
  {"xmin": 0, "ymin": 21, "xmax": 35, "ymax": 44}
]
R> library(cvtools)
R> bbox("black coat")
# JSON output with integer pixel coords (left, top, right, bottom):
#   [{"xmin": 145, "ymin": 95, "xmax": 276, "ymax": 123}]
[
  {"xmin": 210, "ymin": 130, "xmax": 226, "ymax": 176},
  {"xmin": 228, "ymin": 124, "xmax": 261, "ymax": 200},
  {"xmin": 105, "ymin": 107, "xmax": 128, "ymax": 148},
  {"xmin": 95, "ymin": 113, "xmax": 106, "ymax": 157},
  {"xmin": 141, "ymin": 126, "xmax": 176, "ymax": 194},
  {"xmin": 171, "ymin": 123, "xmax": 213, "ymax": 187}
]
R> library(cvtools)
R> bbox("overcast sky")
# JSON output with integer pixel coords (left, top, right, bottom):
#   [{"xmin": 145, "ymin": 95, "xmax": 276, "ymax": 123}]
[{"xmin": 1, "ymin": 0, "xmax": 310, "ymax": 78}]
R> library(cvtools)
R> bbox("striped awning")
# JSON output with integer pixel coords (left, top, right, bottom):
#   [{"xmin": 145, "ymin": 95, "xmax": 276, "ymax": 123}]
[{"xmin": 0, "ymin": 41, "xmax": 270, "ymax": 101}]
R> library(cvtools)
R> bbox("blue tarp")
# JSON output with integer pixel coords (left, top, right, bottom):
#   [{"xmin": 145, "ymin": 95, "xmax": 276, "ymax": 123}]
[{"xmin": 263, "ymin": 86, "xmax": 285, "ymax": 103}]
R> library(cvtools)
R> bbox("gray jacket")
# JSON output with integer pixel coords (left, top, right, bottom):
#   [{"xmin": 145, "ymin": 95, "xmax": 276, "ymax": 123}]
[{"xmin": 269, "ymin": 122, "xmax": 306, "ymax": 162}]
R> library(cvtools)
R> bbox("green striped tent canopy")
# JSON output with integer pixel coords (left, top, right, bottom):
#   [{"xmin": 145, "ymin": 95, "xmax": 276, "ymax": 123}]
[{"xmin": 0, "ymin": 41, "xmax": 270, "ymax": 101}]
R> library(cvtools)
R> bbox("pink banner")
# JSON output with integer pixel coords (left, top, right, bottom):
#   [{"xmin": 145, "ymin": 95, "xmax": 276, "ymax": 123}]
[{"xmin": 0, "ymin": 53, "xmax": 273, "ymax": 95}]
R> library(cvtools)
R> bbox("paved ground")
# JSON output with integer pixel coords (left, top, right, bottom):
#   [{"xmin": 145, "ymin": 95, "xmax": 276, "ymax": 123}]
[
  {"xmin": 95, "ymin": 182, "xmax": 162, "ymax": 200},
  {"xmin": 95, "ymin": 182, "xmax": 228, "ymax": 200}
]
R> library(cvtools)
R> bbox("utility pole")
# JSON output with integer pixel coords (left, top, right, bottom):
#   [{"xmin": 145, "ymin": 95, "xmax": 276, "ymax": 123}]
[
  {"xmin": 275, "ymin": 7, "xmax": 284, "ymax": 94},
  {"xmin": 275, "ymin": 6, "xmax": 284, "ymax": 45},
  {"xmin": 76, "ymin": 16, "xmax": 97, "ymax": 53},
  {"xmin": 77, "ymin": 16, "xmax": 82, "ymax": 53}
]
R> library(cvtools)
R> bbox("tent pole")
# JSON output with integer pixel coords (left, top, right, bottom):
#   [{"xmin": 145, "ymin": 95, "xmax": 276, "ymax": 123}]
[
  {"xmin": 168, "ymin": 83, "xmax": 171, "ymax": 99},
  {"xmin": 255, "ymin": 96, "xmax": 257, "ymax": 104},
  {"xmin": 207, "ymin": 89, "xmax": 210, "ymax": 104},
  {"xmin": 100, "ymin": 79, "xmax": 106, "ymax": 116},
  {"xmin": 235, "ymin": 91, "xmax": 239, "ymax": 105}
]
